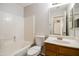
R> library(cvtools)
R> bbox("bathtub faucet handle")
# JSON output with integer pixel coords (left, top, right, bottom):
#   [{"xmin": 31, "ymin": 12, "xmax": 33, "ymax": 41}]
[{"xmin": 13, "ymin": 36, "xmax": 16, "ymax": 41}]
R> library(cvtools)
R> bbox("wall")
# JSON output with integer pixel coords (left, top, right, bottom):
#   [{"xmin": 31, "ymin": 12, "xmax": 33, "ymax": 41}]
[
  {"xmin": 24, "ymin": 16, "xmax": 34, "ymax": 44},
  {"xmin": 24, "ymin": 3, "xmax": 49, "ymax": 38},
  {"xmin": 0, "ymin": 3, "xmax": 24, "ymax": 55}
]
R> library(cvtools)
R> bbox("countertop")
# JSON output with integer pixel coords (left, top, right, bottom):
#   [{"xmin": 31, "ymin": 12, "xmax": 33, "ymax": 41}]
[{"xmin": 44, "ymin": 37, "xmax": 79, "ymax": 49}]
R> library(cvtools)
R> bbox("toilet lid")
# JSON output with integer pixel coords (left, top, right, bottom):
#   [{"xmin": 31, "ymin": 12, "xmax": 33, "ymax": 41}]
[{"xmin": 27, "ymin": 46, "xmax": 41, "ymax": 55}]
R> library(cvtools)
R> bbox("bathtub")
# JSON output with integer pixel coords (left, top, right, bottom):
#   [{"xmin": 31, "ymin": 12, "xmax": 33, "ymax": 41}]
[
  {"xmin": 12, "ymin": 42, "xmax": 33, "ymax": 56},
  {"xmin": 0, "ymin": 39, "xmax": 33, "ymax": 56}
]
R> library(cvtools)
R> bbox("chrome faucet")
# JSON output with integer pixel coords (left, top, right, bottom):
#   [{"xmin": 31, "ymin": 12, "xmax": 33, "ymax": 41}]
[{"xmin": 57, "ymin": 36, "xmax": 62, "ymax": 40}]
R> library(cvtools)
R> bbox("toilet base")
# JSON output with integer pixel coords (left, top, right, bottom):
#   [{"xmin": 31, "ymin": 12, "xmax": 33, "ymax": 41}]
[{"xmin": 27, "ymin": 46, "xmax": 41, "ymax": 56}]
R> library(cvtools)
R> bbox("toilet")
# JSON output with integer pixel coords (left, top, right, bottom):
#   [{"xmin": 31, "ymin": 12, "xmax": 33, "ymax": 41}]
[{"xmin": 27, "ymin": 35, "xmax": 45, "ymax": 56}]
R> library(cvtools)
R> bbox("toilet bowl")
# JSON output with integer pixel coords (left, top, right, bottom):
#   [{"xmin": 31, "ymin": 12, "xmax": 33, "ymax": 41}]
[
  {"xmin": 27, "ymin": 35, "xmax": 45, "ymax": 56},
  {"xmin": 27, "ymin": 46, "xmax": 41, "ymax": 56}
]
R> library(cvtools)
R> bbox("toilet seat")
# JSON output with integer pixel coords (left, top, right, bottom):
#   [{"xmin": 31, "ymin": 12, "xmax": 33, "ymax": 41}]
[{"xmin": 27, "ymin": 46, "xmax": 41, "ymax": 56}]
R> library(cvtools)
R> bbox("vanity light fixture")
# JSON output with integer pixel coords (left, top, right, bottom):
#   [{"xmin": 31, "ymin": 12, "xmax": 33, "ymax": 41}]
[{"xmin": 49, "ymin": 3, "xmax": 68, "ymax": 8}]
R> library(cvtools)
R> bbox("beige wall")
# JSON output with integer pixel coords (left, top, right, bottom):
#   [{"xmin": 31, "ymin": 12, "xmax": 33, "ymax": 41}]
[
  {"xmin": 24, "ymin": 3, "xmax": 49, "ymax": 36},
  {"xmin": 24, "ymin": 16, "xmax": 34, "ymax": 44}
]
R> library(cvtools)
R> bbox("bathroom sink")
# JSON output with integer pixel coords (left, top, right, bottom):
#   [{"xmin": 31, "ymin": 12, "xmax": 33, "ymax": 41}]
[
  {"xmin": 45, "ymin": 37, "xmax": 79, "ymax": 49},
  {"xmin": 45, "ymin": 37, "xmax": 78, "ymax": 45},
  {"xmin": 52, "ymin": 38, "xmax": 78, "ymax": 45},
  {"xmin": 46, "ymin": 37, "xmax": 71, "ymax": 44},
  {"xmin": 52, "ymin": 40, "xmax": 70, "ymax": 44}
]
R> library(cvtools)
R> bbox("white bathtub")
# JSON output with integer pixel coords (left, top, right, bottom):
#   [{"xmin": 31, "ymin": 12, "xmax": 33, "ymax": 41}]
[
  {"xmin": 12, "ymin": 42, "xmax": 33, "ymax": 56},
  {"xmin": 0, "ymin": 40, "xmax": 33, "ymax": 56}
]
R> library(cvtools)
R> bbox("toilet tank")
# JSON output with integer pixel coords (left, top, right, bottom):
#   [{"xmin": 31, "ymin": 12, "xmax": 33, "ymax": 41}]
[{"xmin": 35, "ymin": 35, "xmax": 45, "ymax": 46}]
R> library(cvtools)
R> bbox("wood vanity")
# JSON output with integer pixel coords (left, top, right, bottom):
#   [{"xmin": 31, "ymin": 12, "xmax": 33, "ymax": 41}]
[
  {"xmin": 44, "ymin": 37, "xmax": 79, "ymax": 56},
  {"xmin": 44, "ymin": 43, "xmax": 79, "ymax": 56}
]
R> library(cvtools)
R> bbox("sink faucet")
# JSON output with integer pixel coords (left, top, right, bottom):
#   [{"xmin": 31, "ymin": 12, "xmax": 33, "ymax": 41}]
[{"xmin": 57, "ymin": 36, "xmax": 62, "ymax": 40}]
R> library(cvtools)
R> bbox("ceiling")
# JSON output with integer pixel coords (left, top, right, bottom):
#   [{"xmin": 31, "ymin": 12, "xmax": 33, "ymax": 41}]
[{"xmin": 16, "ymin": 3, "xmax": 32, "ymax": 7}]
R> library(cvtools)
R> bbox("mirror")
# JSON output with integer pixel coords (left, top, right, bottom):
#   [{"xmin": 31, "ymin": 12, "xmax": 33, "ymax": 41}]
[
  {"xmin": 49, "ymin": 3, "xmax": 75, "ymax": 36},
  {"xmin": 71, "ymin": 3, "xmax": 79, "ymax": 37}
]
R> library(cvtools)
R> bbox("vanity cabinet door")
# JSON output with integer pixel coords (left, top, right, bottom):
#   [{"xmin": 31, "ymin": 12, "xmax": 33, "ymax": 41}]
[
  {"xmin": 45, "ymin": 43, "xmax": 58, "ymax": 52},
  {"xmin": 59, "ymin": 46, "xmax": 79, "ymax": 56},
  {"xmin": 44, "ymin": 43, "xmax": 79, "ymax": 56},
  {"xmin": 45, "ymin": 50, "xmax": 57, "ymax": 56},
  {"xmin": 45, "ymin": 43, "xmax": 58, "ymax": 56}
]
